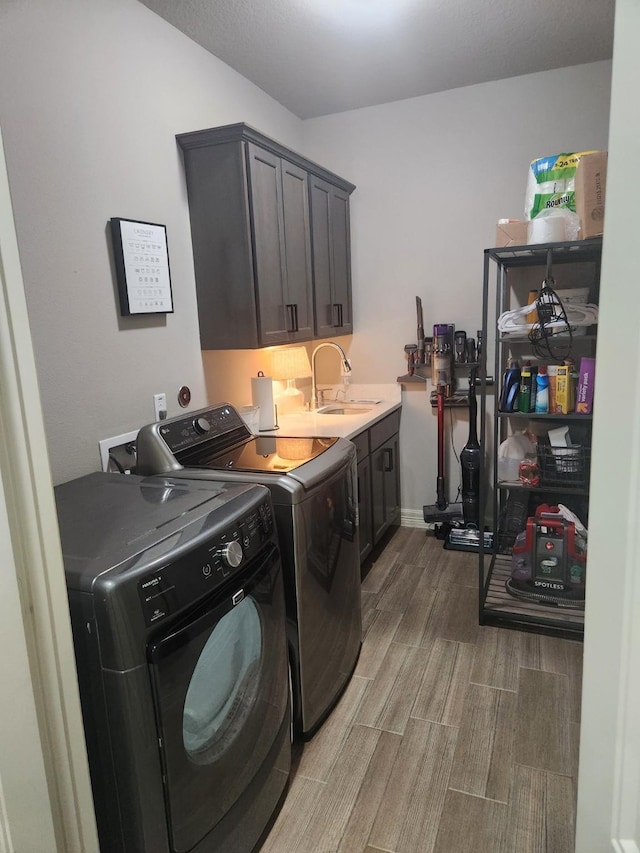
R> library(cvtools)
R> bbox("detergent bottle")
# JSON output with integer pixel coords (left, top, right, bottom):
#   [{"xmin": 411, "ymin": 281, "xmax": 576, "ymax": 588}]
[{"xmin": 498, "ymin": 359, "xmax": 520, "ymax": 413}]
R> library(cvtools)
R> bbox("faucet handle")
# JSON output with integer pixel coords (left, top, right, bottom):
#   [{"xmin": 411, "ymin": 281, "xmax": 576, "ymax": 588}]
[{"xmin": 317, "ymin": 389, "xmax": 325, "ymax": 406}]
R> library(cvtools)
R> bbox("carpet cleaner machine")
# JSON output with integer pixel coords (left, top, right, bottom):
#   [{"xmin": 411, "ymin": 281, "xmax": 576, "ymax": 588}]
[{"xmin": 506, "ymin": 504, "xmax": 587, "ymax": 608}]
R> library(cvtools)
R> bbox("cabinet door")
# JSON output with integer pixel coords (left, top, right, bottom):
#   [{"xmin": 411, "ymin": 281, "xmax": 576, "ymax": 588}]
[
  {"xmin": 180, "ymin": 141, "xmax": 260, "ymax": 349},
  {"xmin": 329, "ymin": 186, "xmax": 353, "ymax": 334},
  {"xmin": 281, "ymin": 161, "xmax": 314, "ymax": 341},
  {"xmin": 246, "ymin": 144, "xmax": 290, "ymax": 346},
  {"xmin": 371, "ymin": 435, "xmax": 401, "ymax": 545},
  {"xmin": 357, "ymin": 455, "xmax": 372, "ymax": 564},
  {"xmin": 309, "ymin": 176, "xmax": 353, "ymax": 338}
]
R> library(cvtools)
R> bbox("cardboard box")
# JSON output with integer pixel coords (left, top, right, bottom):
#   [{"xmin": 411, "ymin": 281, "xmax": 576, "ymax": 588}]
[
  {"xmin": 495, "ymin": 220, "xmax": 528, "ymax": 247},
  {"xmin": 555, "ymin": 365, "xmax": 576, "ymax": 414},
  {"xmin": 575, "ymin": 151, "xmax": 607, "ymax": 239},
  {"xmin": 576, "ymin": 357, "xmax": 596, "ymax": 414}
]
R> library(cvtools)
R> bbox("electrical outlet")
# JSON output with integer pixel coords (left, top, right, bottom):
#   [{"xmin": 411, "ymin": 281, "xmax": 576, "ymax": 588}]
[
  {"xmin": 153, "ymin": 393, "xmax": 167, "ymax": 421},
  {"xmin": 99, "ymin": 430, "xmax": 139, "ymax": 472}
]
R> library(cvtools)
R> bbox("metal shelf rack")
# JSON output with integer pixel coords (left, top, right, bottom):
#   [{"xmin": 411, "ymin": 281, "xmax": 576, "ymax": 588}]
[{"xmin": 478, "ymin": 237, "xmax": 602, "ymax": 638}]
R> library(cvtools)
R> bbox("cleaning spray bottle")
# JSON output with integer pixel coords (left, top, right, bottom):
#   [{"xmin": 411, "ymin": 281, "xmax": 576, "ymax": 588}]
[{"xmin": 535, "ymin": 364, "xmax": 549, "ymax": 413}]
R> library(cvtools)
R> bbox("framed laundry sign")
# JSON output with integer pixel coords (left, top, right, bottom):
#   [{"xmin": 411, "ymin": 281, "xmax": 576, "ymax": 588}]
[{"xmin": 110, "ymin": 217, "xmax": 173, "ymax": 315}]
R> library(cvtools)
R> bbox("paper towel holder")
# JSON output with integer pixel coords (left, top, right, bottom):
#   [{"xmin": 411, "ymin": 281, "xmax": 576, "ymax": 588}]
[{"xmin": 251, "ymin": 371, "xmax": 279, "ymax": 431}]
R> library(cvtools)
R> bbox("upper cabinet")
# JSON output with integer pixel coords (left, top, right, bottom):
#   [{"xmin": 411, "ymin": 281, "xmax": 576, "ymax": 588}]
[
  {"xmin": 177, "ymin": 124, "xmax": 356, "ymax": 350},
  {"xmin": 309, "ymin": 177, "xmax": 353, "ymax": 338},
  {"xmin": 245, "ymin": 143, "xmax": 314, "ymax": 346}
]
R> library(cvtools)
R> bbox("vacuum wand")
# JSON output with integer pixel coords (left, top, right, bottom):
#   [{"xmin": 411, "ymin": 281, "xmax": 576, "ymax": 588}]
[{"xmin": 416, "ymin": 297, "xmax": 425, "ymax": 365}]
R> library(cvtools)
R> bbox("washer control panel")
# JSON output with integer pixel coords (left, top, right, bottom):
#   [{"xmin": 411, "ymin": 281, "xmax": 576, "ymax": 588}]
[
  {"xmin": 138, "ymin": 498, "xmax": 274, "ymax": 627},
  {"xmin": 156, "ymin": 404, "xmax": 247, "ymax": 456}
]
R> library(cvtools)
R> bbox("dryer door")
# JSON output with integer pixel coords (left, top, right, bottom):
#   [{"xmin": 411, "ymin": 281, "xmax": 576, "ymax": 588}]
[{"xmin": 147, "ymin": 544, "xmax": 288, "ymax": 853}]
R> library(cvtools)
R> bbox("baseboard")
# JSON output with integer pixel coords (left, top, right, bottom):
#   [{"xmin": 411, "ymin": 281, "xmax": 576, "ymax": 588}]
[{"xmin": 400, "ymin": 508, "xmax": 431, "ymax": 529}]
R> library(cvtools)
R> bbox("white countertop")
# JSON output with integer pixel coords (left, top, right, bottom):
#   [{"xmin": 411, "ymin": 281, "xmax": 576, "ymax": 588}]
[{"xmin": 259, "ymin": 384, "xmax": 402, "ymax": 440}]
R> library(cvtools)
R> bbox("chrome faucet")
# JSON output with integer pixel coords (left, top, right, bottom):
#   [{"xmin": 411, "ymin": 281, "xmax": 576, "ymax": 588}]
[{"xmin": 311, "ymin": 342, "xmax": 353, "ymax": 410}]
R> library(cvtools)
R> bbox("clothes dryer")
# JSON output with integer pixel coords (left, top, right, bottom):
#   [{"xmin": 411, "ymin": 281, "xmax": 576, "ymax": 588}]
[{"xmin": 57, "ymin": 472, "xmax": 290, "ymax": 853}]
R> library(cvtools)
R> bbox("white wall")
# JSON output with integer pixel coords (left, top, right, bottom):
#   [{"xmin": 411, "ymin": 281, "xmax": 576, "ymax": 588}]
[
  {"xmin": 576, "ymin": 1, "xmax": 640, "ymax": 847},
  {"xmin": 0, "ymin": 0, "xmax": 303, "ymax": 485},
  {"xmin": 303, "ymin": 61, "xmax": 612, "ymax": 513},
  {"xmin": 0, "ymin": 0, "xmax": 612, "ymax": 508}
]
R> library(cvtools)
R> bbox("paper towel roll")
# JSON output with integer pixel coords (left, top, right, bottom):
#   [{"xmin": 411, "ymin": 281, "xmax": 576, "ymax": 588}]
[
  {"xmin": 527, "ymin": 214, "xmax": 567, "ymax": 244},
  {"xmin": 251, "ymin": 373, "xmax": 277, "ymax": 430}
]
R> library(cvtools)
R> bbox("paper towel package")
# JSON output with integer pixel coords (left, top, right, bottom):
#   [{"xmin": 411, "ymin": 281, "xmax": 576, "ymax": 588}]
[{"xmin": 525, "ymin": 151, "xmax": 607, "ymax": 241}]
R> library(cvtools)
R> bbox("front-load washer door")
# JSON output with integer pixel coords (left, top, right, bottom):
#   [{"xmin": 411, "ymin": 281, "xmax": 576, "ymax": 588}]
[{"xmin": 147, "ymin": 545, "xmax": 288, "ymax": 853}]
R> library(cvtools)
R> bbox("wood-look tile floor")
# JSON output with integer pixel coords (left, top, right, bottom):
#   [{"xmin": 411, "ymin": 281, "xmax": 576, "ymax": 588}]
[{"xmin": 260, "ymin": 526, "xmax": 583, "ymax": 853}]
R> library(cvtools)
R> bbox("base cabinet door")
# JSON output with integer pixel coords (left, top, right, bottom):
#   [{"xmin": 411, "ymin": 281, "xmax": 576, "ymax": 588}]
[
  {"xmin": 351, "ymin": 412, "xmax": 402, "ymax": 566},
  {"xmin": 357, "ymin": 454, "xmax": 373, "ymax": 563},
  {"xmin": 371, "ymin": 435, "xmax": 400, "ymax": 545}
]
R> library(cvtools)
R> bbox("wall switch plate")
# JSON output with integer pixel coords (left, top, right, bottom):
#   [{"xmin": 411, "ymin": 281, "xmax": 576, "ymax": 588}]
[
  {"xmin": 99, "ymin": 430, "xmax": 139, "ymax": 473},
  {"xmin": 153, "ymin": 393, "xmax": 167, "ymax": 421}
]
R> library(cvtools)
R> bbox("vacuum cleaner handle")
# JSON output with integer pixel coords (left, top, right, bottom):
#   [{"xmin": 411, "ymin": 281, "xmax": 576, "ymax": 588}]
[{"xmin": 435, "ymin": 385, "xmax": 447, "ymax": 511}]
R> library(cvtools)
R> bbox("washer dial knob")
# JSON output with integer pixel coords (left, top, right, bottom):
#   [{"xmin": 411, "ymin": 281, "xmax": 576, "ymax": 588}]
[
  {"xmin": 193, "ymin": 417, "xmax": 210, "ymax": 436},
  {"xmin": 218, "ymin": 540, "xmax": 243, "ymax": 568}
]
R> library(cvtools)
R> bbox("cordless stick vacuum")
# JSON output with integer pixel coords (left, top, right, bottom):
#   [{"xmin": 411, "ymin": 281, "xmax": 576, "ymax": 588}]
[
  {"xmin": 461, "ymin": 365, "xmax": 480, "ymax": 527},
  {"xmin": 444, "ymin": 365, "xmax": 493, "ymax": 551},
  {"xmin": 423, "ymin": 324, "xmax": 463, "ymax": 524}
]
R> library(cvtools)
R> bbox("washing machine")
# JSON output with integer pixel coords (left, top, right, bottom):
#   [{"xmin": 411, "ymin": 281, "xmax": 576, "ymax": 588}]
[
  {"xmin": 136, "ymin": 403, "xmax": 362, "ymax": 738},
  {"xmin": 56, "ymin": 471, "xmax": 290, "ymax": 853}
]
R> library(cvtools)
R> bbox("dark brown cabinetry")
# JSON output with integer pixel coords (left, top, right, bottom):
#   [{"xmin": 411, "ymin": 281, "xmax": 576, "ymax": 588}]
[
  {"xmin": 177, "ymin": 124, "xmax": 355, "ymax": 349},
  {"xmin": 352, "ymin": 431, "xmax": 373, "ymax": 563},
  {"xmin": 309, "ymin": 177, "xmax": 353, "ymax": 338},
  {"xmin": 353, "ymin": 410, "xmax": 401, "ymax": 565},
  {"xmin": 246, "ymin": 144, "xmax": 313, "ymax": 345}
]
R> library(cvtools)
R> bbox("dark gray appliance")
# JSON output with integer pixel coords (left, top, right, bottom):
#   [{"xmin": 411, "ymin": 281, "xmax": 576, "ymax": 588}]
[
  {"xmin": 136, "ymin": 403, "xmax": 362, "ymax": 738},
  {"xmin": 56, "ymin": 472, "xmax": 290, "ymax": 853}
]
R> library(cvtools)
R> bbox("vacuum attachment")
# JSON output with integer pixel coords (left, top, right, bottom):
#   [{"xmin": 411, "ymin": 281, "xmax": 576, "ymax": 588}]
[{"xmin": 423, "ymin": 503, "xmax": 463, "ymax": 523}]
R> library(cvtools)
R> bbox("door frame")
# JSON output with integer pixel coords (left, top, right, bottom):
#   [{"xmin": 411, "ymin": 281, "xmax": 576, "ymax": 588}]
[{"xmin": 0, "ymin": 125, "xmax": 99, "ymax": 852}]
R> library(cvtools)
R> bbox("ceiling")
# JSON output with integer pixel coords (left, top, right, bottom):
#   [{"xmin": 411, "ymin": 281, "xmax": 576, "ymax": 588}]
[{"xmin": 139, "ymin": 0, "xmax": 615, "ymax": 120}]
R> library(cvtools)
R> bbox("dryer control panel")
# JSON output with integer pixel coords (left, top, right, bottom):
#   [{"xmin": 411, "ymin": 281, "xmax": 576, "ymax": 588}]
[{"xmin": 137, "ymin": 497, "xmax": 274, "ymax": 627}]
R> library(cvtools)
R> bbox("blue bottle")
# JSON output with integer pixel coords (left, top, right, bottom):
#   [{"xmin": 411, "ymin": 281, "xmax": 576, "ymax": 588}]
[
  {"xmin": 499, "ymin": 360, "xmax": 520, "ymax": 413},
  {"xmin": 535, "ymin": 365, "xmax": 549, "ymax": 413}
]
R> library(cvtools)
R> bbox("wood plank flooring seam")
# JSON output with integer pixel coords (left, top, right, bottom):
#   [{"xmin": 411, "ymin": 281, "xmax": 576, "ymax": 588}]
[
  {"xmin": 512, "ymin": 761, "xmax": 576, "ymax": 779},
  {"xmin": 468, "ymin": 681, "xmax": 519, "ymax": 694},
  {"xmin": 445, "ymin": 785, "xmax": 515, "ymax": 805},
  {"xmin": 469, "ymin": 678, "xmax": 518, "ymax": 693}
]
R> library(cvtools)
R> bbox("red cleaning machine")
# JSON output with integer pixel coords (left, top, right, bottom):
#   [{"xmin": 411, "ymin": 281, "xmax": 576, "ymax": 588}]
[{"xmin": 507, "ymin": 504, "xmax": 586, "ymax": 607}]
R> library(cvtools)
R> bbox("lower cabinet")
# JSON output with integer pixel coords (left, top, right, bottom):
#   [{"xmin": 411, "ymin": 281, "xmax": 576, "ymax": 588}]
[
  {"xmin": 356, "ymin": 446, "xmax": 373, "ymax": 563},
  {"xmin": 352, "ymin": 409, "xmax": 401, "ymax": 565},
  {"xmin": 371, "ymin": 432, "xmax": 401, "ymax": 543}
]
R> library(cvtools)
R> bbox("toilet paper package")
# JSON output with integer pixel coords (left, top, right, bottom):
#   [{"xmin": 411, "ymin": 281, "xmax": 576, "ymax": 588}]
[{"xmin": 525, "ymin": 151, "xmax": 607, "ymax": 242}]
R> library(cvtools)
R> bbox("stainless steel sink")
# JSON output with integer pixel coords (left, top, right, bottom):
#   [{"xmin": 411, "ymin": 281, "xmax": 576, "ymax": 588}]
[{"xmin": 316, "ymin": 404, "xmax": 373, "ymax": 416}]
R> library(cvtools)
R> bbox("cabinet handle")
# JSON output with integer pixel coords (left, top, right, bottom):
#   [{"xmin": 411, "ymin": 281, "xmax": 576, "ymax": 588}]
[
  {"xmin": 286, "ymin": 304, "xmax": 298, "ymax": 333},
  {"xmin": 383, "ymin": 447, "xmax": 393, "ymax": 472},
  {"xmin": 332, "ymin": 303, "xmax": 343, "ymax": 327}
]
